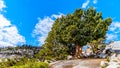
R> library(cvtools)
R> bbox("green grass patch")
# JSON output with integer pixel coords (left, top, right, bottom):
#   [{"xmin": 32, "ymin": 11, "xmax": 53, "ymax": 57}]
[{"xmin": 10, "ymin": 62, "xmax": 48, "ymax": 68}]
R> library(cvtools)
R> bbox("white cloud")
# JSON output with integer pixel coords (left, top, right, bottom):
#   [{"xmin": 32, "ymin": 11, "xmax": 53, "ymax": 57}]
[
  {"xmin": 106, "ymin": 34, "xmax": 117, "ymax": 41},
  {"xmin": 32, "ymin": 13, "xmax": 64, "ymax": 45},
  {"xmin": 33, "ymin": 17, "xmax": 54, "ymax": 36},
  {"xmin": 93, "ymin": 0, "xmax": 98, "ymax": 4},
  {"xmin": 0, "ymin": 15, "xmax": 11, "ymax": 28},
  {"xmin": 0, "ymin": 14, "xmax": 26, "ymax": 47},
  {"xmin": 0, "ymin": 0, "xmax": 26, "ymax": 47},
  {"xmin": 81, "ymin": 0, "xmax": 98, "ymax": 8},
  {"xmin": 109, "ymin": 21, "xmax": 120, "ymax": 32},
  {"xmin": 109, "ymin": 27, "xmax": 116, "ymax": 31},
  {"xmin": 112, "ymin": 22, "xmax": 120, "ymax": 28},
  {"xmin": 0, "ymin": 0, "xmax": 6, "ymax": 12},
  {"xmin": 106, "ymin": 21, "xmax": 120, "ymax": 41},
  {"xmin": 82, "ymin": 0, "xmax": 90, "ymax": 8},
  {"xmin": 51, "ymin": 13, "xmax": 64, "ymax": 19},
  {"xmin": 0, "ymin": 41, "xmax": 15, "ymax": 47}
]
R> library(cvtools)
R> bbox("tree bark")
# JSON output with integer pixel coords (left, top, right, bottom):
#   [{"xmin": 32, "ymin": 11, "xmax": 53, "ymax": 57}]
[{"xmin": 75, "ymin": 43, "xmax": 83, "ymax": 59}]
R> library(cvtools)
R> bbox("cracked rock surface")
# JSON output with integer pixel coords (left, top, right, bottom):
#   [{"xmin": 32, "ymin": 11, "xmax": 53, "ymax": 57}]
[{"xmin": 49, "ymin": 59, "xmax": 104, "ymax": 68}]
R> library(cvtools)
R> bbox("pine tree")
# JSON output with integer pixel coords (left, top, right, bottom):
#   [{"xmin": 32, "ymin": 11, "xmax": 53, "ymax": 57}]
[{"xmin": 43, "ymin": 7, "xmax": 112, "ymax": 59}]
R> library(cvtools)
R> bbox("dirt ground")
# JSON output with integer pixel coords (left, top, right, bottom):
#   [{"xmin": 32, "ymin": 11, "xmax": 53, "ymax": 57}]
[{"xmin": 49, "ymin": 59, "xmax": 105, "ymax": 68}]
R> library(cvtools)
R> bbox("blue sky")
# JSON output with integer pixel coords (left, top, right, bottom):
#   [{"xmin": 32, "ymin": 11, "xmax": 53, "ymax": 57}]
[{"xmin": 0, "ymin": 0, "xmax": 120, "ymax": 47}]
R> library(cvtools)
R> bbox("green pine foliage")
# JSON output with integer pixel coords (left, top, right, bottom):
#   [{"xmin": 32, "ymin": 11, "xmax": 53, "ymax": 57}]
[
  {"xmin": 53, "ymin": 7, "xmax": 112, "ymax": 46},
  {"xmin": 38, "ymin": 7, "xmax": 112, "ymax": 58},
  {"xmin": 35, "ymin": 43, "xmax": 69, "ymax": 61}
]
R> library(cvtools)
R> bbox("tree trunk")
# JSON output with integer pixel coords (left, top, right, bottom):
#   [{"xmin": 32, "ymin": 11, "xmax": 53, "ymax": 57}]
[
  {"xmin": 75, "ymin": 43, "xmax": 83, "ymax": 59},
  {"xmin": 91, "ymin": 45, "xmax": 95, "ymax": 54}
]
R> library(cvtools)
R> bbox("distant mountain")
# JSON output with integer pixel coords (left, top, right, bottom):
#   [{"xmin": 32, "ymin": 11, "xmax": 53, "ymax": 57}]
[
  {"xmin": 109, "ymin": 41, "xmax": 120, "ymax": 50},
  {"xmin": 0, "ymin": 45, "xmax": 41, "ymax": 60}
]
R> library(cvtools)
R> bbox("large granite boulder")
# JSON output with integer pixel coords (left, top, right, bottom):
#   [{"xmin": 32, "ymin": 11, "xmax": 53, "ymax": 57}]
[
  {"xmin": 67, "ymin": 55, "xmax": 73, "ymax": 60},
  {"xmin": 82, "ymin": 48, "xmax": 93, "ymax": 58},
  {"xmin": 100, "ymin": 61, "xmax": 109, "ymax": 67},
  {"xmin": 100, "ymin": 53, "xmax": 120, "ymax": 68},
  {"xmin": 95, "ymin": 47, "xmax": 115, "ymax": 58}
]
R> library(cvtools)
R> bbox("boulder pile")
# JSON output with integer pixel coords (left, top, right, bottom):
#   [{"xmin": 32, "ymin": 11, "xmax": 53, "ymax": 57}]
[
  {"xmin": 82, "ymin": 47, "xmax": 114, "ymax": 58},
  {"xmin": 100, "ymin": 53, "xmax": 120, "ymax": 68}
]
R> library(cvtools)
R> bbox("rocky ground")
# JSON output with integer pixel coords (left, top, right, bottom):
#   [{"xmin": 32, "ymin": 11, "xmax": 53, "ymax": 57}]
[
  {"xmin": 100, "ymin": 53, "xmax": 120, "ymax": 68},
  {"xmin": 49, "ymin": 59, "xmax": 105, "ymax": 68}
]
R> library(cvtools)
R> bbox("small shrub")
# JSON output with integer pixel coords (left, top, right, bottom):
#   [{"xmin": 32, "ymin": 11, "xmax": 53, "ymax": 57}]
[
  {"xmin": 10, "ymin": 62, "xmax": 48, "ymax": 68},
  {"xmin": 106, "ymin": 57, "xmax": 110, "ymax": 62},
  {"xmin": 112, "ymin": 60, "xmax": 118, "ymax": 62}
]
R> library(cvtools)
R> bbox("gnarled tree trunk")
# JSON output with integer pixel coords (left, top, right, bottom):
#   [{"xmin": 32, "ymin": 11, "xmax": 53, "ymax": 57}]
[{"xmin": 75, "ymin": 43, "xmax": 83, "ymax": 59}]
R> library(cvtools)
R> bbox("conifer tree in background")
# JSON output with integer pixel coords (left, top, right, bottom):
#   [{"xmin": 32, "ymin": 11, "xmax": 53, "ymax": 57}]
[
  {"xmin": 36, "ymin": 30, "xmax": 68, "ymax": 61},
  {"xmin": 40, "ymin": 7, "xmax": 112, "ymax": 59}
]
